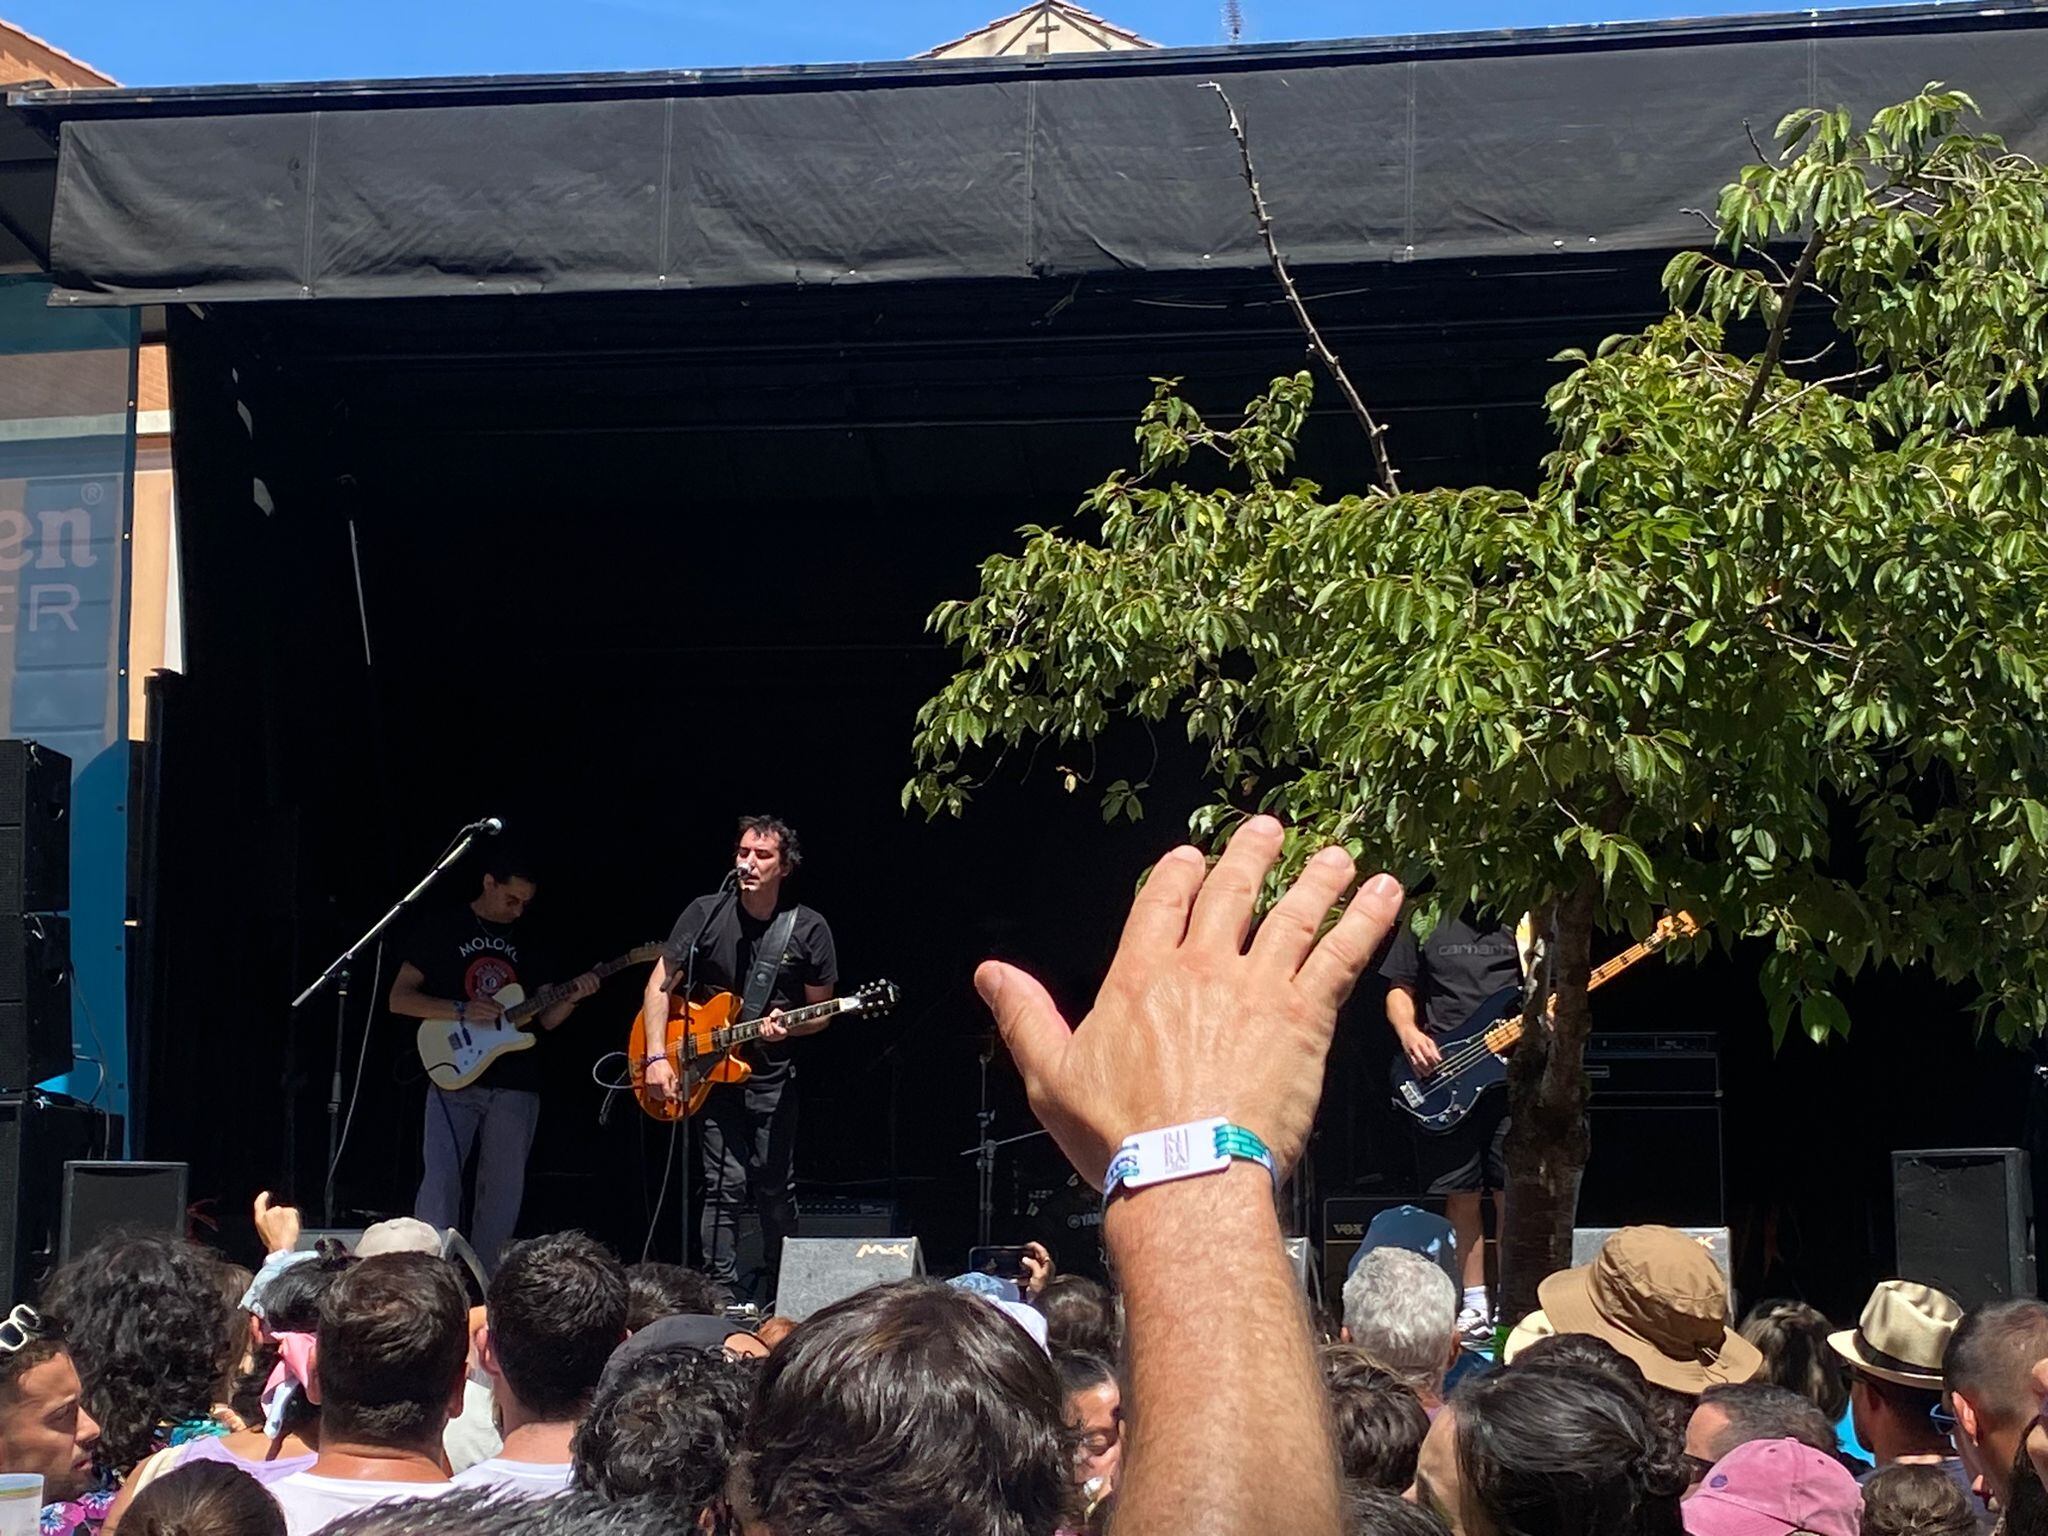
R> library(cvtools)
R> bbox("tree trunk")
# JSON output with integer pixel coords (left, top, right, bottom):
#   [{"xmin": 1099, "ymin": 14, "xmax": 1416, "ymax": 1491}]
[{"xmin": 1497, "ymin": 876, "xmax": 1598, "ymax": 1325}]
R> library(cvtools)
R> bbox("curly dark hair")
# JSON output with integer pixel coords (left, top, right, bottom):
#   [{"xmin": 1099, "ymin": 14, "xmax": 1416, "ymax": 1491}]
[
  {"xmin": 1453, "ymin": 1364, "xmax": 1687, "ymax": 1536},
  {"xmin": 571, "ymin": 1344, "xmax": 753, "ymax": 1530},
  {"xmin": 1738, "ymin": 1299, "xmax": 1852, "ymax": 1422},
  {"xmin": 1860, "ymin": 1464, "xmax": 1980, "ymax": 1536},
  {"xmin": 737, "ymin": 1279, "xmax": 1073, "ymax": 1536},
  {"xmin": 1321, "ymin": 1344, "xmax": 1429, "ymax": 1493},
  {"xmin": 39, "ymin": 1234, "xmax": 242, "ymax": 1477},
  {"xmin": 735, "ymin": 815, "xmax": 801, "ymax": 873},
  {"xmin": 623, "ymin": 1262, "xmax": 724, "ymax": 1330},
  {"xmin": 124, "ymin": 1460, "xmax": 285, "ymax": 1536}
]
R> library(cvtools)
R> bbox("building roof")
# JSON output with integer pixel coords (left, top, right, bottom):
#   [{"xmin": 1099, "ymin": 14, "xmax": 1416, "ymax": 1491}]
[
  {"xmin": 0, "ymin": 15, "xmax": 113, "ymax": 89},
  {"xmin": 920, "ymin": 1, "xmax": 1157, "ymax": 59}
]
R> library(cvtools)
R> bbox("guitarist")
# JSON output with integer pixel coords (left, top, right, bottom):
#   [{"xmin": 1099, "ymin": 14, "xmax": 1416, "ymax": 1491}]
[
  {"xmin": 388, "ymin": 850, "xmax": 600, "ymax": 1273},
  {"xmin": 641, "ymin": 815, "xmax": 838, "ymax": 1304},
  {"xmin": 1381, "ymin": 908, "xmax": 1525, "ymax": 1347}
]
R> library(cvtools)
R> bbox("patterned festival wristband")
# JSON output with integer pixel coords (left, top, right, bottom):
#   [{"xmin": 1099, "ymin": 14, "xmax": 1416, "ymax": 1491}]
[{"xmin": 1101, "ymin": 1118, "xmax": 1276, "ymax": 1200}]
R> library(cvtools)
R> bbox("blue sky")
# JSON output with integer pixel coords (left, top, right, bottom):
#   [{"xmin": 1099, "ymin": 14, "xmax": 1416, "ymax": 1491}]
[{"xmin": 21, "ymin": 0, "xmax": 1907, "ymax": 86}]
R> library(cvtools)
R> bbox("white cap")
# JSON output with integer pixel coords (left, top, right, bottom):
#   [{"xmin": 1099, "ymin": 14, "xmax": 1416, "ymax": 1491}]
[{"xmin": 355, "ymin": 1217, "xmax": 444, "ymax": 1258}]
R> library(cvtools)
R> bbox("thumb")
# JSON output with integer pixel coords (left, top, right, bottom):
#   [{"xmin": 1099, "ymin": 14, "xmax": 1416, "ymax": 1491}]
[{"xmin": 974, "ymin": 961, "xmax": 1071, "ymax": 1085}]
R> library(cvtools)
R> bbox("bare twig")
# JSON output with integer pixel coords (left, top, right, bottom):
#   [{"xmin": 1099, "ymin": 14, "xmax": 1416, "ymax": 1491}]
[
  {"xmin": 1735, "ymin": 226, "xmax": 1826, "ymax": 431},
  {"xmin": 1203, "ymin": 81, "xmax": 1400, "ymax": 495},
  {"xmin": 1743, "ymin": 118, "xmax": 1776, "ymax": 167}
]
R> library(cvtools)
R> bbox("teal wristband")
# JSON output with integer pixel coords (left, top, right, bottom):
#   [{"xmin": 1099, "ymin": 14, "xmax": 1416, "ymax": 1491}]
[{"xmin": 1102, "ymin": 1118, "xmax": 1276, "ymax": 1200}]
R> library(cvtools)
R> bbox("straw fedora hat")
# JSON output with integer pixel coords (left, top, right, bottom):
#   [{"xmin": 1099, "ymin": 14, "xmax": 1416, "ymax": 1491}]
[
  {"xmin": 1826, "ymin": 1280, "xmax": 1962, "ymax": 1390},
  {"xmin": 1535, "ymin": 1225, "xmax": 1761, "ymax": 1394}
]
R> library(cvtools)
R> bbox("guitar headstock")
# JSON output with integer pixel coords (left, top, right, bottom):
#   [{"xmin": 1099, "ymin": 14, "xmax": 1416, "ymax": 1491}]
[
  {"xmin": 627, "ymin": 943, "xmax": 668, "ymax": 966},
  {"xmin": 848, "ymin": 980, "xmax": 900, "ymax": 1017},
  {"xmin": 1650, "ymin": 910, "xmax": 1703, "ymax": 946}
]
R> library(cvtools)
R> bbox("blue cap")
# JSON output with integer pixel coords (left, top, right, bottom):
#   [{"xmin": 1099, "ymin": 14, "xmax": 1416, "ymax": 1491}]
[
  {"xmin": 1348, "ymin": 1204, "xmax": 1460, "ymax": 1286},
  {"xmin": 947, "ymin": 1271, "xmax": 1022, "ymax": 1303}
]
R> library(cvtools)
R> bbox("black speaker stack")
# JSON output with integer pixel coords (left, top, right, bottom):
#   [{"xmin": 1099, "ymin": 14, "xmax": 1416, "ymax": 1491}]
[{"xmin": 0, "ymin": 739, "xmax": 79, "ymax": 1299}]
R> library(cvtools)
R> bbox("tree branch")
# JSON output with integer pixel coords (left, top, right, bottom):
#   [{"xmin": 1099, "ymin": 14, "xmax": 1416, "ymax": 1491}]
[
  {"xmin": 1203, "ymin": 82, "xmax": 1401, "ymax": 496},
  {"xmin": 1735, "ymin": 226, "xmax": 1826, "ymax": 431}
]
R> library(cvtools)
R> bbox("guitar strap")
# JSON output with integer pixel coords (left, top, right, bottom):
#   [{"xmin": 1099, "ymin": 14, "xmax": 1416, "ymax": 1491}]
[{"xmin": 739, "ymin": 907, "xmax": 800, "ymax": 1025}]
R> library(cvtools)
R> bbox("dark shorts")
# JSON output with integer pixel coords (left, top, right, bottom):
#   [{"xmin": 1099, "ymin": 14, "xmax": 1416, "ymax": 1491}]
[{"xmin": 1415, "ymin": 1093, "xmax": 1509, "ymax": 1195}]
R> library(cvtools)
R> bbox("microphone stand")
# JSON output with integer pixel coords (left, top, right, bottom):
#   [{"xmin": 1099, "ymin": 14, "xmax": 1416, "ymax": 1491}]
[
  {"xmin": 291, "ymin": 821, "xmax": 494, "ymax": 1227},
  {"xmin": 671, "ymin": 868, "xmax": 739, "ymax": 1276}
]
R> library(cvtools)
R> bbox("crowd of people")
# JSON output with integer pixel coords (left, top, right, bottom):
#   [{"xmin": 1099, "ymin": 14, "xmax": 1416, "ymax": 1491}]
[{"xmin": 2, "ymin": 820, "xmax": 2043, "ymax": 1536}]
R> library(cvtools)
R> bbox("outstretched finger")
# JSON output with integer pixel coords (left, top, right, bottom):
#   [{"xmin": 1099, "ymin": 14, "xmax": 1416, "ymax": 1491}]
[
  {"xmin": 1112, "ymin": 843, "xmax": 1207, "ymax": 962},
  {"xmin": 1184, "ymin": 815, "xmax": 1283, "ymax": 953},
  {"xmin": 1250, "ymin": 843, "xmax": 1357, "ymax": 972},
  {"xmin": 975, "ymin": 960, "xmax": 1074, "ymax": 1093},
  {"xmin": 1294, "ymin": 871, "xmax": 1404, "ymax": 1013}
]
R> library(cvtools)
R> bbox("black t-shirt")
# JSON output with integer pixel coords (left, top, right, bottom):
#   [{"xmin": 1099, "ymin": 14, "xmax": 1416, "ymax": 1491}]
[
  {"xmin": 1378, "ymin": 912, "xmax": 1521, "ymax": 1038},
  {"xmin": 396, "ymin": 903, "xmax": 558, "ymax": 1093},
  {"xmin": 662, "ymin": 894, "xmax": 838, "ymax": 1085}
]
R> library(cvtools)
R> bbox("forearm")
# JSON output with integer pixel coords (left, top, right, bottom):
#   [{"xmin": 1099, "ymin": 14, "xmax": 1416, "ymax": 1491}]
[
  {"xmin": 642, "ymin": 974, "xmax": 671, "ymax": 1053},
  {"xmin": 1385, "ymin": 985, "xmax": 1418, "ymax": 1036},
  {"xmin": 1107, "ymin": 1163, "xmax": 1342, "ymax": 1536}
]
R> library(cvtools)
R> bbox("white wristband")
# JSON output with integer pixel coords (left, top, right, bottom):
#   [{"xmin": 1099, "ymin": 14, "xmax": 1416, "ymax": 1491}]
[{"xmin": 1101, "ymin": 1118, "xmax": 1275, "ymax": 1200}]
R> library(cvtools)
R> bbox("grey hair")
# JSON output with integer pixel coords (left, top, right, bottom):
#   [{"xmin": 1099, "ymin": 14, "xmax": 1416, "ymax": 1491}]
[{"xmin": 1341, "ymin": 1246, "xmax": 1459, "ymax": 1395}]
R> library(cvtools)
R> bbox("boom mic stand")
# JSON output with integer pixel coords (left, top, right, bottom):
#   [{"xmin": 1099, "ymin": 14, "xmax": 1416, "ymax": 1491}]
[
  {"xmin": 290, "ymin": 818, "xmax": 497, "ymax": 1227},
  {"xmin": 959, "ymin": 1032, "xmax": 1048, "ymax": 1248},
  {"xmin": 670, "ymin": 868, "xmax": 739, "ymax": 1278}
]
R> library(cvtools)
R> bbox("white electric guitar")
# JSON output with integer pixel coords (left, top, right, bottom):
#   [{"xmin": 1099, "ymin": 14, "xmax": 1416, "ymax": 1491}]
[{"xmin": 417, "ymin": 943, "xmax": 664, "ymax": 1089}]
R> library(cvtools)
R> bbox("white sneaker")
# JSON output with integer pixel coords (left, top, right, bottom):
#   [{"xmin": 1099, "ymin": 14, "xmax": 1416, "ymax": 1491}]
[{"xmin": 1455, "ymin": 1304, "xmax": 1494, "ymax": 1349}]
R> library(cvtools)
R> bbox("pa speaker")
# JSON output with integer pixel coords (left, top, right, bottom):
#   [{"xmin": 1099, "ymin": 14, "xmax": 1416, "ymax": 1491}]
[
  {"xmin": 60, "ymin": 1160, "xmax": 188, "ymax": 1261},
  {"xmin": 1894, "ymin": 1148, "xmax": 2035, "ymax": 1309},
  {"xmin": 0, "ymin": 915, "xmax": 70, "ymax": 1089},
  {"xmin": 0, "ymin": 740, "xmax": 68, "ymax": 915},
  {"xmin": 774, "ymin": 1236, "xmax": 923, "ymax": 1321},
  {"xmin": 0, "ymin": 1095, "xmax": 113, "ymax": 1297}
]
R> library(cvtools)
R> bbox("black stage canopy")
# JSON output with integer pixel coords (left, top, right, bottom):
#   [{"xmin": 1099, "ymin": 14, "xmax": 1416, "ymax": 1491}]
[{"xmin": 15, "ymin": 1, "xmax": 2048, "ymax": 307}]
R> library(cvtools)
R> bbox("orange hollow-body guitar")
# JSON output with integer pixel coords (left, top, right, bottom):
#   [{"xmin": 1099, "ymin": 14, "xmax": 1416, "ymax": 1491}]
[{"xmin": 627, "ymin": 980, "xmax": 899, "ymax": 1122}]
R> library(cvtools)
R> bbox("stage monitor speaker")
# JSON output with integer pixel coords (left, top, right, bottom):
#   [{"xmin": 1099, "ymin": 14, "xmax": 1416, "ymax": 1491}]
[
  {"xmin": 1284, "ymin": 1237, "xmax": 1322, "ymax": 1307},
  {"xmin": 60, "ymin": 1161, "xmax": 187, "ymax": 1261},
  {"xmin": 1574, "ymin": 1226, "xmax": 1731, "ymax": 1284},
  {"xmin": 1893, "ymin": 1148, "xmax": 2035, "ymax": 1309},
  {"xmin": 1579, "ymin": 1103, "xmax": 1724, "ymax": 1228},
  {"xmin": 0, "ymin": 915, "xmax": 71, "ymax": 1089},
  {"xmin": 774, "ymin": 1236, "xmax": 923, "ymax": 1321},
  {"xmin": 0, "ymin": 1095, "xmax": 112, "ymax": 1298},
  {"xmin": 0, "ymin": 740, "xmax": 68, "ymax": 915}
]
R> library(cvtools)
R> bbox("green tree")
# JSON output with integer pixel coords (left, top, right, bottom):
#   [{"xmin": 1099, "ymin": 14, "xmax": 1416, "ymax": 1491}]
[{"xmin": 908, "ymin": 87, "xmax": 2048, "ymax": 1315}]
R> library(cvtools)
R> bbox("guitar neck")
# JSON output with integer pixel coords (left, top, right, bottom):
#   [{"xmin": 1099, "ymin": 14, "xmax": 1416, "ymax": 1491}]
[
  {"xmin": 506, "ymin": 953, "xmax": 638, "ymax": 1024},
  {"xmin": 1480, "ymin": 931, "xmax": 1675, "ymax": 1053},
  {"xmin": 718, "ymin": 996, "xmax": 844, "ymax": 1048}
]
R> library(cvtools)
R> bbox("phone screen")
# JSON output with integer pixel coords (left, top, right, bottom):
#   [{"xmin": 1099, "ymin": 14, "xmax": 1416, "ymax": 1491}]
[{"xmin": 967, "ymin": 1244, "xmax": 1030, "ymax": 1280}]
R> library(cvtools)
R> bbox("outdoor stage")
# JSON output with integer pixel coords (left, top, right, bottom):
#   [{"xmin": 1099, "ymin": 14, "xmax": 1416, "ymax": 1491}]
[{"xmin": 8, "ymin": 1, "xmax": 2048, "ymax": 1307}]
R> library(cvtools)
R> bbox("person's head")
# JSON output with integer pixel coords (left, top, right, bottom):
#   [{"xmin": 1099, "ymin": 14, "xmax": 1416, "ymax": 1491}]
[
  {"xmin": 121, "ymin": 1459, "xmax": 286, "ymax": 1536},
  {"xmin": 310, "ymin": 1253, "xmax": 469, "ymax": 1453},
  {"xmin": 39, "ymin": 1233, "xmax": 242, "ymax": 1477},
  {"xmin": 623, "ymin": 1263, "xmax": 724, "ymax": 1331},
  {"xmin": 323, "ymin": 1487, "xmax": 694, "ymax": 1536},
  {"xmin": 1412, "ymin": 1364, "xmax": 1685, "ymax": 1536},
  {"xmin": 0, "ymin": 1307, "xmax": 99, "ymax": 1502},
  {"xmin": 1323, "ymin": 1344, "xmax": 1429, "ymax": 1494},
  {"xmin": 1512, "ymin": 1330, "xmax": 1647, "ymax": 1393},
  {"xmin": 1944, "ymin": 1297, "xmax": 2048, "ymax": 1510},
  {"xmin": 734, "ymin": 816, "xmax": 800, "ymax": 900},
  {"xmin": 1351, "ymin": 1485, "xmax": 1452, "ymax": 1536},
  {"xmin": 571, "ymin": 1344, "xmax": 753, "ymax": 1530},
  {"xmin": 245, "ymin": 1245, "xmax": 356, "ymax": 1438},
  {"xmin": 1342, "ymin": 1247, "xmax": 1458, "ymax": 1405},
  {"xmin": 476, "ymin": 849, "xmax": 540, "ymax": 923},
  {"xmin": 1535, "ymin": 1226, "xmax": 1759, "ymax": 1397},
  {"xmin": 1685, "ymin": 1382, "xmax": 1840, "ymax": 1493},
  {"xmin": 1056, "ymin": 1352, "xmax": 1121, "ymax": 1497},
  {"xmin": 1033, "ymin": 1274, "xmax": 1118, "ymax": 1360},
  {"xmin": 482, "ymin": 1232, "xmax": 629, "ymax": 1427},
  {"xmin": 737, "ymin": 1278, "xmax": 1071, "ymax": 1536},
  {"xmin": 1860, "ymin": 1463, "xmax": 1981, "ymax": 1536},
  {"xmin": 1830, "ymin": 1280, "xmax": 1962, "ymax": 1464},
  {"xmin": 1740, "ymin": 1299, "xmax": 1852, "ymax": 1422},
  {"xmin": 1685, "ymin": 1437, "xmax": 1862, "ymax": 1536}
]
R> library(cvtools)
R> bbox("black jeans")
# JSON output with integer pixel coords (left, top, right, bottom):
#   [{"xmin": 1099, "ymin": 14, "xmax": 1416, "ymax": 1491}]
[{"xmin": 699, "ymin": 1075, "xmax": 798, "ymax": 1301}]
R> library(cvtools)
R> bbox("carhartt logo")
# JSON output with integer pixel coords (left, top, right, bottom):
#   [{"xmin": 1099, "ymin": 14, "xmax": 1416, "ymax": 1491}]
[{"xmin": 857, "ymin": 1243, "xmax": 910, "ymax": 1259}]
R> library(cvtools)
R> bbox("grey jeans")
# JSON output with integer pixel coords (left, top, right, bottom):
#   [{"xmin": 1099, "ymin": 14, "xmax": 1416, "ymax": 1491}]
[{"xmin": 415, "ymin": 1084, "xmax": 540, "ymax": 1274}]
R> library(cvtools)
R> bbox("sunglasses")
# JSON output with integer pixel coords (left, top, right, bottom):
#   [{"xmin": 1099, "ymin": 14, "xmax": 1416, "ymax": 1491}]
[
  {"xmin": 1930, "ymin": 1402, "xmax": 1959, "ymax": 1439},
  {"xmin": 0, "ymin": 1304, "xmax": 43, "ymax": 1354}
]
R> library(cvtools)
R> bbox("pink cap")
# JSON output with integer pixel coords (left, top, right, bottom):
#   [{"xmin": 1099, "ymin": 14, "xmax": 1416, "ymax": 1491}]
[{"xmin": 1684, "ymin": 1439, "xmax": 1861, "ymax": 1536}]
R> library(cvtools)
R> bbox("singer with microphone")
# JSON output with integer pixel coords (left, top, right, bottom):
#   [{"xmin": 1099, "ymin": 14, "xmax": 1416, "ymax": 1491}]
[
  {"xmin": 642, "ymin": 815, "xmax": 838, "ymax": 1305},
  {"xmin": 387, "ymin": 844, "xmax": 600, "ymax": 1273}
]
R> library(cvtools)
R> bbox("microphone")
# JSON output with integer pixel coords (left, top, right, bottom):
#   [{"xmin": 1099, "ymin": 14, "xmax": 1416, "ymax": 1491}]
[{"xmin": 466, "ymin": 817, "xmax": 505, "ymax": 837}]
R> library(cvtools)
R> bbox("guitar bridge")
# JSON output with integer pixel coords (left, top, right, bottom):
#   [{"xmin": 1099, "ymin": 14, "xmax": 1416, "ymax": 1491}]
[{"xmin": 1399, "ymin": 1082, "xmax": 1425, "ymax": 1108}]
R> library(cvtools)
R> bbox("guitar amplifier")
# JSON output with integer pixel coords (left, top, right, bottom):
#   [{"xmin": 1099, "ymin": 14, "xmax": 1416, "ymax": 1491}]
[
  {"xmin": 1321, "ymin": 1195, "xmax": 1449, "ymax": 1298},
  {"xmin": 1584, "ymin": 1033, "xmax": 1720, "ymax": 1100}
]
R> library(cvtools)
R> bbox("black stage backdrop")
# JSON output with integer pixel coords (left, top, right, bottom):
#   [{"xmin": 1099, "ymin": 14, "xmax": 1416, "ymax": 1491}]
[{"xmin": 139, "ymin": 260, "xmax": 2026, "ymax": 1315}]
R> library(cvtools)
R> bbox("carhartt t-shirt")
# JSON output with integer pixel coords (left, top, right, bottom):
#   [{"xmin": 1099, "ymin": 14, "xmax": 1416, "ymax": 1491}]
[
  {"xmin": 452, "ymin": 1458, "xmax": 573, "ymax": 1496},
  {"xmin": 1379, "ymin": 912, "xmax": 1521, "ymax": 1038},
  {"xmin": 269, "ymin": 1472, "xmax": 461, "ymax": 1535}
]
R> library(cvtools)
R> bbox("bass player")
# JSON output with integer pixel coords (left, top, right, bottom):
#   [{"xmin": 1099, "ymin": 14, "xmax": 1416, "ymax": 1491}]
[
  {"xmin": 1381, "ymin": 907, "xmax": 1524, "ymax": 1346},
  {"xmin": 388, "ymin": 848, "xmax": 600, "ymax": 1274},
  {"xmin": 642, "ymin": 814, "xmax": 838, "ymax": 1304}
]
